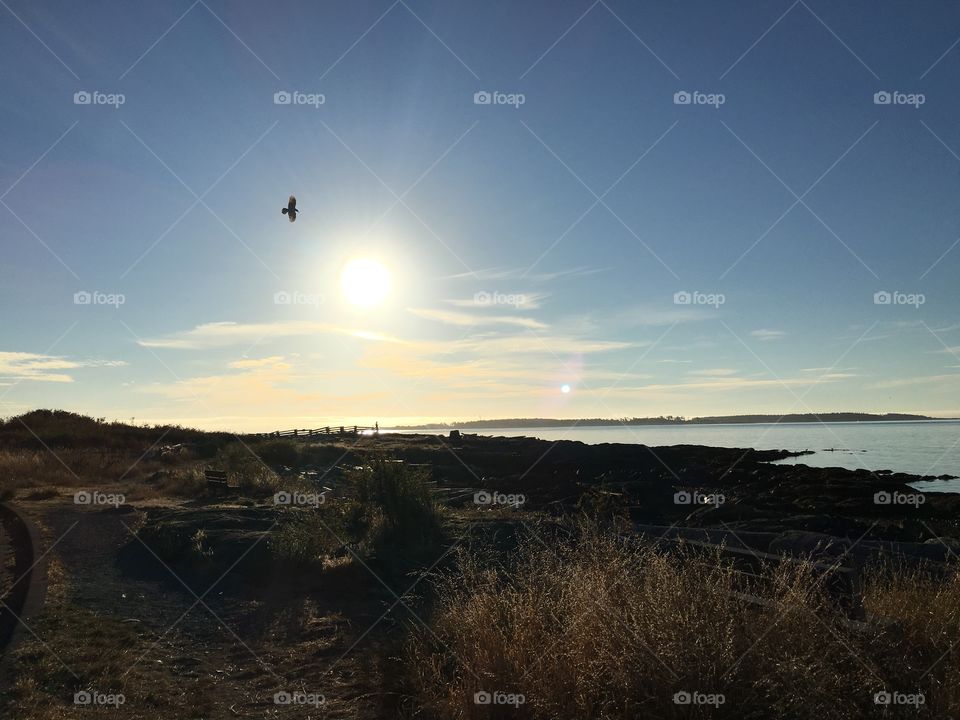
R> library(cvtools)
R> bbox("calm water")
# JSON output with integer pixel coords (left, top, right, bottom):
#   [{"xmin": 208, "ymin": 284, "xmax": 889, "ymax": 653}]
[{"xmin": 395, "ymin": 421, "xmax": 960, "ymax": 492}]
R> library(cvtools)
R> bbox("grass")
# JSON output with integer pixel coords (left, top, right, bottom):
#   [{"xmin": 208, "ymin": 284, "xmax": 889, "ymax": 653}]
[
  {"xmin": 407, "ymin": 524, "xmax": 959, "ymax": 719},
  {"xmin": 0, "ymin": 410, "xmax": 242, "ymax": 499},
  {"xmin": 269, "ymin": 461, "xmax": 444, "ymax": 571},
  {"xmin": 0, "ymin": 409, "xmax": 235, "ymax": 453},
  {"xmin": 6, "ymin": 411, "xmax": 958, "ymax": 717},
  {"xmin": 862, "ymin": 562, "xmax": 960, "ymax": 714}
]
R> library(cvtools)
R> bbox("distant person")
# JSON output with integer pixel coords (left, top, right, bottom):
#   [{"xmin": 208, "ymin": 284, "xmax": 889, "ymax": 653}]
[{"xmin": 375, "ymin": 421, "xmax": 379, "ymax": 435}]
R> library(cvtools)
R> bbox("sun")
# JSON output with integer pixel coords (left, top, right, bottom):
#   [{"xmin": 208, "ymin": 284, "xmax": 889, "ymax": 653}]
[{"xmin": 340, "ymin": 258, "xmax": 391, "ymax": 307}]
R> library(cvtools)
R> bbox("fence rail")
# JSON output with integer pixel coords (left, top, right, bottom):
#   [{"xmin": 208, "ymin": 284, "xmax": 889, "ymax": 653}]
[{"xmin": 261, "ymin": 425, "xmax": 378, "ymax": 439}]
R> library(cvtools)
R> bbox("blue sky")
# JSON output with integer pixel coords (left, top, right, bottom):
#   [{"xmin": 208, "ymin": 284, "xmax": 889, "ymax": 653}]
[{"xmin": 2, "ymin": 0, "xmax": 960, "ymax": 430}]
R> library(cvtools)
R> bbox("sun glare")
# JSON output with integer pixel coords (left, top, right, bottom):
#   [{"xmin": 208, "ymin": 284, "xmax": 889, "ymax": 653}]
[{"xmin": 340, "ymin": 258, "xmax": 390, "ymax": 307}]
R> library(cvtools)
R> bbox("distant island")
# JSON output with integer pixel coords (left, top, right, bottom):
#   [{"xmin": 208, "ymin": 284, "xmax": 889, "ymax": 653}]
[{"xmin": 394, "ymin": 412, "xmax": 939, "ymax": 430}]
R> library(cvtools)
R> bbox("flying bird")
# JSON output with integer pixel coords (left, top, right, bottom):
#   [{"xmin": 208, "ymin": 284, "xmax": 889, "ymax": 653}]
[{"xmin": 281, "ymin": 195, "xmax": 298, "ymax": 222}]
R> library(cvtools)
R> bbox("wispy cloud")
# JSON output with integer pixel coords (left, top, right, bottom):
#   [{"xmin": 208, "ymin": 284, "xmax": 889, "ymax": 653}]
[
  {"xmin": 138, "ymin": 321, "xmax": 405, "ymax": 350},
  {"xmin": 687, "ymin": 368, "xmax": 738, "ymax": 377},
  {"xmin": 228, "ymin": 356, "xmax": 290, "ymax": 370},
  {"xmin": 0, "ymin": 351, "xmax": 126, "ymax": 383},
  {"xmin": 445, "ymin": 292, "xmax": 549, "ymax": 310},
  {"xmin": 616, "ymin": 375, "xmax": 842, "ymax": 393},
  {"xmin": 408, "ymin": 307, "xmax": 548, "ymax": 329},
  {"xmin": 442, "ymin": 266, "xmax": 607, "ymax": 282},
  {"xmin": 869, "ymin": 373, "xmax": 960, "ymax": 389},
  {"xmin": 751, "ymin": 329, "xmax": 786, "ymax": 341}
]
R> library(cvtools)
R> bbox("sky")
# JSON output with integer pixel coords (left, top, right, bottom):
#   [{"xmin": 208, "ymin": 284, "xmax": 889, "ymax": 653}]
[{"xmin": 2, "ymin": 0, "xmax": 960, "ymax": 431}]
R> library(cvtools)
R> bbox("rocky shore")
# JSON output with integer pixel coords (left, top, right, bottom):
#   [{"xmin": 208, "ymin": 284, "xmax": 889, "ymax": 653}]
[{"xmin": 361, "ymin": 432, "xmax": 960, "ymax": 552}]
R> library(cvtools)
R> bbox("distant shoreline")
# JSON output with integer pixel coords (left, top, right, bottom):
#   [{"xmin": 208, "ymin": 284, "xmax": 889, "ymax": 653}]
[{"xmin": 393, "ymin": 413, "xmax": 948, "ymax": 431}]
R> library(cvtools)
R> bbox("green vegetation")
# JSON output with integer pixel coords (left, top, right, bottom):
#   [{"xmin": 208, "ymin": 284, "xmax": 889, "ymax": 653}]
[{"xmin": 269, "ymin": 461, "xmax": 443, "ymax": 571}]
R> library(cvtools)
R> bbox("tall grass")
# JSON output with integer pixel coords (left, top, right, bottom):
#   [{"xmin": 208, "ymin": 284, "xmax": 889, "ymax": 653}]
[
  {"xmin": 407, "ymin": 526, "xmax": 960, "ymax": 719},
  {"xmin": 217, "ymin": 442, "xmax": 281, "ymax": 493},
  {"xmin": 862, "ymin": 563, "xmax": 960, "ymax": 715},
  {"xmin": 269, "ymin": 461, "xmax": 443, "ymax": 569},
  {"xmin": 352, "ymin": 461, "xmax": 441, "ymax": 546}
]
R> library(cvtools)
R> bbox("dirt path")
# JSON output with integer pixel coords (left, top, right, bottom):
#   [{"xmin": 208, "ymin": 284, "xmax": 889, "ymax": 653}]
[{"xmin": 3, "ymin": 493, "xmax": 404, "ymax": 719}]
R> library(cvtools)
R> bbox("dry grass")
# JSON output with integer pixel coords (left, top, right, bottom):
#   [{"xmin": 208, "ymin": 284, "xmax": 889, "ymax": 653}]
[
  {"xmin": 408, "ymin": 526, "xmax": 960, "ymax": 719},
  {"xmin": 862, "ymin": 563, "xmax": 960, "ymax": 715}
]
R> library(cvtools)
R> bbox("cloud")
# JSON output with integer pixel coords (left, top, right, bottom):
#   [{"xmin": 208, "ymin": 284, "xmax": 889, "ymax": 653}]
[
  {"xmin": 408, "ymin": 307, "xmax": 548, "ymax": 330},
  {"xmin": 445, "ymin": 292, "xmax": 549, "ymax": 310},
  {"xmin": 442, "ymin": 266, "xmax": 607, "ymax": 282},
  {"xmin": 800, "ymin": 367, "xmax": 858, "ymax": 380},
  {"xmin": 687, "ymin": 368, "xmax": 738, "ymax": 377},
  {"xmin": 0, "ymin": 352, "xmax": 127, "ymax": 383},
  {"xmin": 227, "ymin": 356, "xmax": 289, "ymax": 370},
  {"xmin": 615, "ymin": 375, "xmax": 841, "ymax": 393},
  {"xmin": 869, "ymin": 374, "xmax": 960, "ymax": 389},
  {"xmin": 751, "ymin": 329, "xmax": 786, "ymax": 341},
  {"xmin": 138, "ymin": 321, "xmax": 405, "ymax": 350}
]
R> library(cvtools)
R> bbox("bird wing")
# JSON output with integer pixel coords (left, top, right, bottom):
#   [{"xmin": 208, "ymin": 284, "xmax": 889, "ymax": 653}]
[
  {"xmin": 288, "ymin": 195, "xmax": 296, "ymax": 211},
  {"xmin": 288, "ymin": 209, "xmax": 296, "ymax": 222}
]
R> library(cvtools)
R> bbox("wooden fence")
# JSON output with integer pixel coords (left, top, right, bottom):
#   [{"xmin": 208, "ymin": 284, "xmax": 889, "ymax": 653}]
[{"xmin": 261, "ymin": 425, "xmax": 378, "ymax": 439}]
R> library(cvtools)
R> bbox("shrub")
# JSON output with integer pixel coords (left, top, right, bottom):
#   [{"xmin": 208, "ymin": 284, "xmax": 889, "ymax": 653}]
[
  {"xmin": 255, "ymin": 440, "xmax": 300, "ymax": 467},
  {"xmin": 217, "ymin": 442, "xmax": 280, "ymax": 493},
  {"xmin": 351, "ymin": 461, "xmax": 441, "ymax": 545},
  {"xmin": 269, "ymin": 461, "xmax": 443, "ymax": 570}
]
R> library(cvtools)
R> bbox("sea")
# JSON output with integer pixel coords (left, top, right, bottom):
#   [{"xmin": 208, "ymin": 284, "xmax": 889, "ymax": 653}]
[{"xmin": 391, "ymin": 421, "xmax": 960, "ymax": 493}]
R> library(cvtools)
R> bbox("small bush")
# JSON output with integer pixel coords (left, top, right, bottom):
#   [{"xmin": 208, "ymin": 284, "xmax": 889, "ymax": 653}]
[
  {"xmin": 351, "ymin": 460, "xmax": 442, "ymax": 545},
  {"xmin": 255, "ymin": 440, "xmax": 300, "ymax": 467},
  {"xmin": 158, "ymin": 467, "xmax": 206, "ymax": 497},
  {"xmin": 269, "ymin": 461, "xmax": 443, "ymax": 570},
  {"xmin": 269, "ymin": 501, "xmax": 371, "ymax": 567},
  {"xmin": 217, "ymin": 442, "xmax": 280, "ymax": 493}
]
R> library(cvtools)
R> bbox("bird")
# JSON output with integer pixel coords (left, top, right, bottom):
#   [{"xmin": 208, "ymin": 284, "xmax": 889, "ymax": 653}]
[{"xmin": 281, "ymin": 195, "xmax": 298, "ymax": 222}]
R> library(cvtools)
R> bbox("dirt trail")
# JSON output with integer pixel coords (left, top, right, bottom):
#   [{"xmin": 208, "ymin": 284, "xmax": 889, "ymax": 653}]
[{"xmin": 5, "ymin": 494, "xmax": 400, "ymax": 719}]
